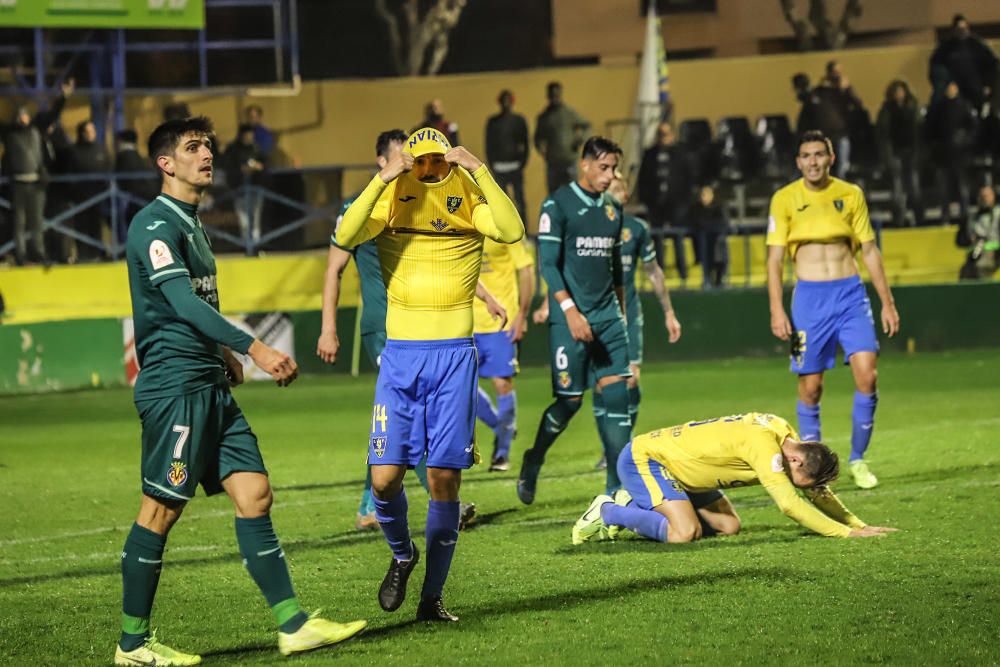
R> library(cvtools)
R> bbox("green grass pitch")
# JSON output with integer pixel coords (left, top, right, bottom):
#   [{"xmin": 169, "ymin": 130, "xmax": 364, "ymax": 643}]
[{"xmin": 1, "ymin": 349, "xmax": 998, "ymax": 665}]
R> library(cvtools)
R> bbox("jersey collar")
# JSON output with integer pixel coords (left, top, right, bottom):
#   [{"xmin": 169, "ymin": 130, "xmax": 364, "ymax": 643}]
[
  {"xmin": 569, "ymin": 181, "xmax": 604, "ymax": 208},
  {"xmin": 157, "ymin": 195, "xmax": 200, "ymax": 229}
]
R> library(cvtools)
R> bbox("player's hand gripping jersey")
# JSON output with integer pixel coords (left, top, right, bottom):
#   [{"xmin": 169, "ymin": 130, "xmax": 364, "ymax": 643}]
[
  {"xmin": 630, "ymin": 413, "xmax": 866, "ymax": 537},
  {"xmin": 766, "ymin": 177, "xmax": 875, "ymax": 257}
]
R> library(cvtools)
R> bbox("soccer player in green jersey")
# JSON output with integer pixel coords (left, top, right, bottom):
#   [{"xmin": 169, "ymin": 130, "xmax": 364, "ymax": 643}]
[
  {"xmin": 518, "ymin": 136, "xmax": 633, "ymax": 503},
  {"xmin": 116, "ymin": 117, "xmax": 365, "ymax": 666}
]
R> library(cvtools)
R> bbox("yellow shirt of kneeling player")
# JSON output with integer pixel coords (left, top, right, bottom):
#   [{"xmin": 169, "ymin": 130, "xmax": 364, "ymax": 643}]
[{"xmin": 335, "ymin": 128, "xmax": 524, "ymax": 341}]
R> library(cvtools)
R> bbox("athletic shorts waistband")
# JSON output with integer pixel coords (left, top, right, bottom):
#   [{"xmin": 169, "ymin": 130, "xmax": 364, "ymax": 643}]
[
  {"xmin": 794, "ymin": 274, "xmax": 863, "ymax": 289},
  {"xmin": 385, "ymin": 337, "xmax": 474, "ymax": 350}
]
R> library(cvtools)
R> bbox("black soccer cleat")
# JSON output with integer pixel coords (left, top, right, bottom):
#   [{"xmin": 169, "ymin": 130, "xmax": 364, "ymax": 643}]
[
  {"xmin": 378, "ymin": 541, "xmax": 420, "ymax": 612},
  {"xmin": 416, "ymin": 596, "xmax": 459, "ymax": 622}
]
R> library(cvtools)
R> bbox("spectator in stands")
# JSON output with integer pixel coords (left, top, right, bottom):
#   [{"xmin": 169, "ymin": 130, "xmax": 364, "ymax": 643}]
[
  {"xmin": 877, "ymin": 80, "xmax": 925, "ymax": 226},
  {"xmin": 115, "ymin": 129, "xmax": 157, "ymax": 228},
  {"xmin": 534, "ymin": 81, "xmax": 590, "ymax": 194},
  {"xmin": 485, "ymin": 89, "xmax": 529, "ymax": 221},
  {"xmin": 792, "ymin": 72, "xmax": 817, "ymax": 134},
  {"xmin": 801, "ymin": 61, "xmax": 864, "ymax": 178},
  {"xmin": 223, "ymin": 123, "xmax": 267, "ymax": 247},
  {"xmin": 244, "ymin": 104, "xmax": 275, "ymax": 160},
  {"xmin": 417, "ymin": 98, "xmax": 460, "ymax": 146},
  {"xmin": 960, "ymin": 185, "xmax": 999, "ymax": 279},
  {"xmin": 925, "ymin": 81, "xmax": 978, "ymax": 231},
  {"xmin": 929, "ymin": 14, "xmax": 999, "ymax": 109},
  {"xmin": 0, "ymin": 78, "xmax": 73, "ymax": 265},
  {"xmin": 69, "ymin": 119, "xmax": 111, "ymax": 261},
  {"xmin": 163, "ymin": 102, "xmax": 192, "ymax": 122},
  {"xmin": 690, "ymin": 184, "xmax": 729, "ymax": 289},
  {"xmin": 638, "ymin": 121, "xmax": 692, "ymax": 283}
]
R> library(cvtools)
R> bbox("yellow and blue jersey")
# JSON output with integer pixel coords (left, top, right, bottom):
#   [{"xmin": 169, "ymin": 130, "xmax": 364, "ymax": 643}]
[
  {"xmin": 474, "ymin": 237, "xmax": 534, "ymax": 334},
  {"xmin": 630, "ymin": 412, "xmax": 865, "ymax": 537},
  {"xmin": 766, "ymin": 177, "xmax": 875, "ymax": 258},
  {"xmin": 335, "ymin": 164, "xmax": 524, "ymax": 340}
]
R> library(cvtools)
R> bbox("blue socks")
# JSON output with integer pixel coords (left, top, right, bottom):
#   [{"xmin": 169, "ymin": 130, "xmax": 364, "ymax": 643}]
[
  {"xmin": 495, "ymin": 391, "xmax": 517, "ymax": 459},
  {"xmin": 373, "ymin": 487, "xmax": 414, "ymax": 561},
  {"xmin": 850, "ymin": 390, "xmax": 878, "ymax": 462},
  {"xmin": 422, "ymin": 500, "xmax": 460, "ymax": 600},
  {"xmin": 476, "ymin": 386, "xmax": 499, "ymax": 429},
  {"xmin": 601, "ymin": 503, "xmax": 668, "ymax": 543},
  {"xmin": 796, "ymin": 400, "xmax": 822, "ymax": 441}
]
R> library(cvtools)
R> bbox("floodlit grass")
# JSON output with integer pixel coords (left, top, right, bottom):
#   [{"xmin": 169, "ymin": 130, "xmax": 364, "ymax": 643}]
[{"xmin": 1, "ymin": 350, "xmax": 998, "ymax": 665}]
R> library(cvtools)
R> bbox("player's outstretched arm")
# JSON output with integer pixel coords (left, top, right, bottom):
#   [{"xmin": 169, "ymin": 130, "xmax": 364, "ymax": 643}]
[
  {"xmin": 449, "ymin": 146, "xmax": 523, "ymax": 244},
  {"xmin": 859, "ymin": 240, "xmax": 900, "ymax": 337},
  {"xmin": 642, "ymin": 261, "xmax": 681, "ymax": 343},
  {"xmin": 248, "ymin": 339, "xmax": 298, "ymax": 387},
  {"xmin": 159, "ymin": 277, "xmax": 255, "ymax": 355},
  {"xmin": 317, "ymin": 245, "xmax": 352, "ymax": 364},
  {"xmin": 804, "ymin": 485, "xmax": 867, "ymax": 530},
  {"xmin": 509, "ymin": 265, "xmax": 536, "ymax": 342},
  {"xmin": 766, "ymin": 245, "xmax": 793, "ymax": 341}
]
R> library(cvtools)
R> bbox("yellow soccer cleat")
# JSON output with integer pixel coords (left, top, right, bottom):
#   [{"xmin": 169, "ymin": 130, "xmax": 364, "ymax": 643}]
[
  {"xmin": 606, "ymin": 488, "xmax": 633, "ymax": 540},
  {"xmin": 278, "ymin": 615, "xmax": 367, "ymax": 657},
  {"xmin": 849, "ymin": 460, "xmax": 879, "ymax": 489},
  {"xmin": 114, "ymin": 633, "xmax": 202, "ymax": 666},
  {"xmin": 572, "ymin": 495, "xmax": 613, "ymax": 545}
]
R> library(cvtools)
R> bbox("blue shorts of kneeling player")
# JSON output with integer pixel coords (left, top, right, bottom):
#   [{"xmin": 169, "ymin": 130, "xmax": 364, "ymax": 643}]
[
  {"xmin": 474, "ymin": 330, "xmax": 519, "ymax": 379},
  {"xmin": 617, "ymin": 442, "xmax": 723, "ymax": 510},
  {"xmin": 369, "ymin": 338, "xmax": 478, "ymax": 470},
  {"xmin": 790, "ymin": 275, "xmax": 879, "ymax": 375}
]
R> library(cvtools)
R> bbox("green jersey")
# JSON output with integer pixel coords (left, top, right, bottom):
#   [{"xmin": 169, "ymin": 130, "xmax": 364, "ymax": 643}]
[
  {"xmin": 126, "ymin": 194, "xmax": 241, "ymax": 400},
  {"xmin": 537, "ymin": 181, "xmax": 624, "ymax": 324},
  {"xmin": 620, "ymin": 214, "xmax": 656, "ymax": 325},
  {"xmin": 332, "ymin": 197, "xmax": 387, "ymax": 336}
]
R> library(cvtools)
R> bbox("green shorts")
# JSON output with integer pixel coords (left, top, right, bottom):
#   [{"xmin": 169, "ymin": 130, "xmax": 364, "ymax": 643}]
[
  {"xmin": 136, "ymin": 384, "xmax": 266, "ymax": 502},
  {"xmin": 548, "ymin": 318, "xmax": 631, "ymax": 397},
  {"xmin": 362, "ymin": 331, "xmax": 388, "ymax": 368},
  {"xmin": 627, "ymin": 316, "xmax": 644, "ymax": 366}
]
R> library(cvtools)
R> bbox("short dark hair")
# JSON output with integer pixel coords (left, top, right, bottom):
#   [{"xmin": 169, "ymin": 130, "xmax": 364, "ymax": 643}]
[
  {"xmin": 798, "ymin": 130, "xmax": 834, "ymax": 156},
  {"xmin": 76, "ymin": 120, "xmax": 93, "ymax": 142},
  {"xmin": 147, "ymin": 116, "xmax": 215, "ymax": 171},
  {"xmin": 798, "ymin": 441, "xmax": 840, "ymax": 488},
  {"xmin": 581, "ymin": 136, "xmax": 623, "ymax": 160},
  {"xmin": 116, "ymin": 129, "xmax": 138, "ymax": 143},
  {"xmin": 952, "ymin": 13, "xmax": 967, "ymax": 27},
  {"xmin": 546, "ymin": 81, "xmax": 562, "ymax": 96},
  {"xmin": 237, "ymin": 123, "xmax": 255, "ymax": 136},
  {"xmin": 246, "ymin": 104, "xmax": 263, "ymax": 115},
  {"xmin": 375, "ymin": 129, "xmax": 407, "ymax": 159}
]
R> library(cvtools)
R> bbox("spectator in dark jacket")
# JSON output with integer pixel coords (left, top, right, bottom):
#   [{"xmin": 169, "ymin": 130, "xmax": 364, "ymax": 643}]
[
  {"xmin": 930, "ymin": 14, "xmax": 999, "ymax": 108},
  {"xmin": 638, "ymin": 121, "xmax": 693, "ymax": 281},
  {"xmin": 801, "ymin": 61, "xmax": 865, "ymax": 178},
  {"xmin": 115, "ymin": 129, "xmax": 157, "ymax": 229},
  {"xmin": 485, "ymin": 89, "xmax": 529, "ymax": 221},
  {"xmin": 224, "ymin": 124, "xmax": 267, "ymax": 246},
  {"xmin": 0, "ymin": 79, "xmax": 72, "ymax": 264},
  {"xmin": 534, "ymin": 82, "xmax": 590, "ymax": 193},
  {"xmin": 244, "ymin": 105, "xmax": 275, "ymax": 160},
  {"xmin": 416, "ymin": 98, "xmax": 460, "ymax": 146},
  {"xmin": 925, "ymin": 81, "xmax": 978, "ymax": 229},
  {"xmin": 876, "ymin": 80, "xmax": 925, "ymax": 226},
  {"xmin": 68, "ymin": 120, "xmax": 112, "ymax": 260},
  {"xmin": 690, "ymin": 185, "xmax": 729, "ymax": 288}
]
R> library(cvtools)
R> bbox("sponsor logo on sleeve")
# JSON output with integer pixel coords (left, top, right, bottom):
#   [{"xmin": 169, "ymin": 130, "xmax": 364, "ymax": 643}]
[
  {"xmin": 772, "ymin": 453, "xmax": 785, "ymax": 473},
  {"xmin": 539, "ymin": 212, "xmax": 551, "ymax": 233},
  {"xmin": 767, "ymin": 216, "xmax": 776, "ymax": 234},
  {"xmin": 149, "ymin": 239, "xmax": 174, "ymax": 269}
]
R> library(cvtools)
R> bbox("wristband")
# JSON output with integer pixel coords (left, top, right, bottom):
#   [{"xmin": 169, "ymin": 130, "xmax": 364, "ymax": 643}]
[{"xmin": 559, "ymin": 298, "xmax": 576, "ymax": 312}]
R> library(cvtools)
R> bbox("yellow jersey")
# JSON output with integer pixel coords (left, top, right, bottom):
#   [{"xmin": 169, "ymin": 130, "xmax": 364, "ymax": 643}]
[
  {"xmin": 335, "ymin": 164, "xmax": 524, "ymax": 340},
  {"xmin": 631, "ymin": 412, "xmax": 865, "ymax": 537},
  {"xmin": 474, "ymin": 238, "xmax": 534, "ymax": 334},
  {"xmin": 766, "ymin": 177, "xmax": 875, "ymax": 258}
]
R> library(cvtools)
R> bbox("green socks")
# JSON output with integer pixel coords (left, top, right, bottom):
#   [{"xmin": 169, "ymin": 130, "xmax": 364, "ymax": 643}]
[
  {"xmin": 120, "ymin": 523, "xmax": 165, "ymax": 651},
  {"xmin": 235, "ymin": 515, "xmax": 308, "ymax": 634}
]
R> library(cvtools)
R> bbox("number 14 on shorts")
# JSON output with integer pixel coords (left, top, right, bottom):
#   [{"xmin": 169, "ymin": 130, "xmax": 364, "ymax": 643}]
[{"xmin": 372, "ymin": 404, "xmax": 388, "ymax": 434}]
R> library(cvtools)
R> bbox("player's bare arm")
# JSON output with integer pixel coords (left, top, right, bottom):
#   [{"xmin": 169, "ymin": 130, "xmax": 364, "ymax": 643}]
[
  {"xmin": 221, "ymin": 346, "xmax": 244, "ymax": 386},
  {"xmin": 643, "ymin": 261, "xmax": 681, "ymax": 343},
  {"xmin": 766, "ymin": 245, "xmax": 793, "ymax": 340},
  {"xmin": 317, "ymin": 245, "xmax": 352, "ymax": 364},
  {"xmin": 532, "ymin": 297, "xmax": 549, "ymax": 325},
  {"xmin": 509, "ymin": 265, "xmax": 535, "ymax": 343},
  {"xmin": 476, "ymin": 280, "xmax": 508, "ymax": 330},
  {"xmin": 249, "ymin": 339, "xmax": 298, "ymax": 387},
  {"xmin": 859, "ymin": 240, "xmax": 900, "ymax": 337}
]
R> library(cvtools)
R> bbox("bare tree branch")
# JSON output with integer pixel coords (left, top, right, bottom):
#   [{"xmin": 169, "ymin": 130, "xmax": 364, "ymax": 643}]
[
  {"xmin": 833, "ymin": 0, "xmax": 863, "ymax": 50},
  {"xmin": 374, "ymin": 0, "xmax": 468, "ymax": 76},
  {"xmin": 374, "ymin": 0, "xmax": 406, "ymax": 75},
  {"xmin": 779, "ymin": 0, "xmax": 814, "ymax": 51},
  {"xmin": 779, "ymin": 0, "xmax": 863, "ymax": 51}
]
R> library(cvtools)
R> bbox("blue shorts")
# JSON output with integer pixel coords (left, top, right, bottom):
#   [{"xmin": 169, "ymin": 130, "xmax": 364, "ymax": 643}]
[
  {"xmin": 474, "ymin": 331, "xmax": 519, "ymax": 378},
  {"xmin": 618, "ymin": 442, "xmax": 723, "ymax": 510},
  {"xmin": 368, "ymin": 338, "xmax": 477, "ymax": 469},
  {"xmin": 790, "ymin": 275, "xmax": 879, "ymax": 375}
]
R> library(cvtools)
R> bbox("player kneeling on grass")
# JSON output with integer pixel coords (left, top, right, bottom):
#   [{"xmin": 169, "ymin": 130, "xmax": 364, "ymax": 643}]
[
  {"xmin": 117, "ymin": 117, "xmax": 365, "ymax": 666},
  {"xmin": 573, "ymin": 412, "xmax": 897, "ymax": 545}
]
